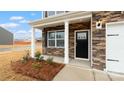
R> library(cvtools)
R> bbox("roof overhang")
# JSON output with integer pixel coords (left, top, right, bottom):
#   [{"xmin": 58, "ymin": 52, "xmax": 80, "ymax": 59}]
[{"xmin": 29, "ymin": 11, "xmax": 92, "ymax": 29}]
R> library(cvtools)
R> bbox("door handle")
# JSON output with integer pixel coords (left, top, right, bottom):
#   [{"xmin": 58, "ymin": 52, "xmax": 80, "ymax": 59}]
[
  {"xmin": 107, "ymin": 59, "xmax": 119, "ymax": 62},
  {"xmin": 107, "ymin": 34, "xmax": 119, "ymax": 36}
]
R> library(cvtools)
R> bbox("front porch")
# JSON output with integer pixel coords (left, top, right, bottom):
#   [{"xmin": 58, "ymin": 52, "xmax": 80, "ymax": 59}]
[
  {"xmin": 30, "ymin": 11, "xmax": 92, "ymax": 66},
  {"xmin": 43, "ymin": 55, "xmax": 91, "ymax": 69}
]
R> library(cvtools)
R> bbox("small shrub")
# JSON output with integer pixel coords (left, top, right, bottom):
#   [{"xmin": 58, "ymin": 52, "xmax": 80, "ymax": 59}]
[
  {"xmin": 35, "ymin": 51, "xmax": 41, "ymax": 58},
  {"xmin": 46, "ymin": 57, "xmax": 54, "ymax": 65},
  {"xmin": 25, "ymin": 50, "xmax": 30, "ymax": 59},
  {"xmin": 21, "ymin": 50, "xmax": 30, "ymax": 64},
  {"xmin": 32, "ymin": 63, "xmax": 42, "ymax": 69},
  {"xmin": 39, "ymin": 55, "xmax": 44, "ymax": 61},
  {"xmin": 21, "ymin": 57, "xmax": 28, "ymax": 63},
  {"xmin": 35, "ymin": 51, "xmax": 44, "ymax": 61},
  {"xmin": 35, "ymin": 55, "xmax": 44, "ymax": 61}
]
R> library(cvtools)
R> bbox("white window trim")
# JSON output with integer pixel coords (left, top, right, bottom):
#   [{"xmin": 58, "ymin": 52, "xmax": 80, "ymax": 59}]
[
  {"xmin": 42, "ymin": 11, "xmax": 46, "ymax": 19},
  {"xmin": 47, "ymin": 30, "xmax": 64, "ymax": 48}
]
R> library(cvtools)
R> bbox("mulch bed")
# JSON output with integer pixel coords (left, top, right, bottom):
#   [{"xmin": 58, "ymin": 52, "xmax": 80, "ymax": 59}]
[{"xmin": 11, "ymin": 59, "xmax": 65, "ymax": 80}]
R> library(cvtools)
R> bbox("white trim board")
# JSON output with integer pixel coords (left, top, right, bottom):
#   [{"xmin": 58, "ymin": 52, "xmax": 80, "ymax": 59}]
[
  {"xmin": 106, "ymin": 21, "xmax": 124, "ymax": 26},
  {"xmin": 90, "ymin": 15, "xmax": 93, "ymax": 67},
  {"xmin": 30, "ymin": 12, "xmax": 92, "ymax": 28}
]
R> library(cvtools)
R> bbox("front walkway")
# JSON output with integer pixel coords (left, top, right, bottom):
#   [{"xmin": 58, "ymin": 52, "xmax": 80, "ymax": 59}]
[
  {"xmin": 53, "ymin": 64, "xmax": 124, "ymax": 81},
  {"xmin": 43, "ymin": 55, "xmax": 124, "ymax": 81}
]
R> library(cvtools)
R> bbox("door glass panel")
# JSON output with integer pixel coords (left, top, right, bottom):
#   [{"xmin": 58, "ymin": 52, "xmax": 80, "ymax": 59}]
[{"xmin": 77, "ymin": 32, "xmax": 87, "ymax": 40}]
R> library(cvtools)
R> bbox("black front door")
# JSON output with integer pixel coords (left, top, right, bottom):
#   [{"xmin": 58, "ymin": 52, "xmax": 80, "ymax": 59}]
[{"xmin": 76, "ymin": 31, "xmax": 88, "ymax": 59}]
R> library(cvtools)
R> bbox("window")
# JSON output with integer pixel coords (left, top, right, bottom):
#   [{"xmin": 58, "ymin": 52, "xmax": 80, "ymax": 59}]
[
  {"xmin": 49, "ymin": 32, "xmax": 55, "ymax": 39},
  {"xmin": 56, "ymin": 31, "xmax": 64, "ymax": 47},
  {"xmin": 47, "ymin": 11, "xmax": 66, "ymax": 17},
  {"xmin": 48, "ymin": 31, "xmax": 64, "ymax": 48},
  {"xmin": 48, "ymin": 11, "xmax": 55, "ymax": 16},
  {"xmin": 48, "ymin": 32, "xmax": 55, "ymax": 47},
  {"xmin": 56, "ymin": 11, "xmax": 65, "ymax": 14}
]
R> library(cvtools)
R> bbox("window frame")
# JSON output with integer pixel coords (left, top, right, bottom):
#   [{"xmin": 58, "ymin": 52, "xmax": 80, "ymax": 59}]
[
  {"xmin": 47, "ymin": 11, "xmax": 66, "ymax": 17},
  {"xmin": 47, "ymin": 30, "xmax": 64, "ymax": 48},
  {"xmin": 56, "ymin": 11, "xmax": 65, "ymax": 14},
  {"xmin": 47, "ymin": 11, "xmax": 56, "ymax": 17}
]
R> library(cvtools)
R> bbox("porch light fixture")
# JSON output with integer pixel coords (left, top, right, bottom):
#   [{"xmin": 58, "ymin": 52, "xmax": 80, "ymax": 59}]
[{"xmin": 96, "ymin": 20, "xmax": 102, "ymax": 29}]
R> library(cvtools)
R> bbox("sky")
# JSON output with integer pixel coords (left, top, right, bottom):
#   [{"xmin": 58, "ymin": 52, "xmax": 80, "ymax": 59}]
[{"xmin": 0, "ymin": 11, "xmax": 42, "ymax": 40}]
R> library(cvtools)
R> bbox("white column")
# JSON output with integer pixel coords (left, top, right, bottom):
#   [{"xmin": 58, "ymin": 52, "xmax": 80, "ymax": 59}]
[
  {"xmin": 64, "ymin": 21, "xmax": 69, "ymax": 64},
  {"xmin": 31, "ymin": 28, "xmax": 35, "ymax": 58},
  {"xmin": 41, "ymin": 28, "xmax": 43, "ymax": 49}
]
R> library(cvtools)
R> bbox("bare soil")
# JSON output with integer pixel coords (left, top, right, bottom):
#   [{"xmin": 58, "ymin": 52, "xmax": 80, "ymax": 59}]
[
  {"xmin": 0, "ymin": 41, "xmax": 41, "ymax": 48},
  {"xmin": 11, "ymin": 59, "xmax": 65, "ymax": 81},
  {"xmin": 14, "ymin": 41, "xmax": 31, "ymax": 45}
]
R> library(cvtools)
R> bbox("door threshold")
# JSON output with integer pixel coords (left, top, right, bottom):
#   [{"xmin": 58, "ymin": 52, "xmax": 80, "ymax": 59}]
[{"xmin": 75, "ymin": 57, "xmax": 89, "ymax": 61}]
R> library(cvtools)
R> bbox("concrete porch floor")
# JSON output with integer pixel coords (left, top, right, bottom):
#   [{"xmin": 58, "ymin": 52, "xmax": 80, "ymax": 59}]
[
  {"xmin": 43, "ymin": 55, "xmax": 91, "ymax": 69},
  {"xmin": 43, "ymin": 55, "xmax": 124, "ymax": 81}
]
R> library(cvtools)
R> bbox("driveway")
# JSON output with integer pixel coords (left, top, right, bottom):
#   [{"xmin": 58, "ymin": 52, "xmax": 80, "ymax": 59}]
[{"xmin": 53, "ymin": 65, "xmax": 124, "ymax": 81}]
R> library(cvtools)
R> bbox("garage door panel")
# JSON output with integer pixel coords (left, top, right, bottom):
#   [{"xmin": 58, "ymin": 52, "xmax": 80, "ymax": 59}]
[
  {"xmin": 107, "ymin": 61, "xmax": 124, "ymax": 72},
  {"xmin": 106, "ymin": 22, "xmax": 124, "ymax": 73},
  {"xmin": 107, "ymin": 35, "xmax": 119, "ymax": 60}
]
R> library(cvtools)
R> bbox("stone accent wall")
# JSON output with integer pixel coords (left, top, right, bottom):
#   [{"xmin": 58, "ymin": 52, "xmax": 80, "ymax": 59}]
[
  {"xmin": 92, "ymin": 11, "xmax": 124, "ymax": 70},
  {"xmin": 42, "ymin": 22, "xmax": 90, "ymax": 57},
  {"xmin": 69, "ymin": 22, "xmax": 91, "ymax": 58}
]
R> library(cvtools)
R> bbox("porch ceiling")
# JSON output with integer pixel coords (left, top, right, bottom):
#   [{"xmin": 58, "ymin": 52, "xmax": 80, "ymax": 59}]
[{"xmin": 29, "ymin": 11, "xmax": 92, "ymax": 29}]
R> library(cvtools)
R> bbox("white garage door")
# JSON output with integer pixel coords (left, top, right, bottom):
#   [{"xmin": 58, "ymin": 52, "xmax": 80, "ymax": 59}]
[{"xmin": 106, "ymin": 21, "xmax": 124, "ymax": 73}]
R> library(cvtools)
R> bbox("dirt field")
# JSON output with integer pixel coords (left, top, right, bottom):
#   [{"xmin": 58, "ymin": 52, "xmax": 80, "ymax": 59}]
[
  {"xmin": 0, "ymin": 48, "xmax": 42, "ymax": 81},
  {"xmin": 0, "ymin": 41, "xmax": 41, "ymax": 48},
  {"xmin": 0, "ymin": 41, "xmax": 29, "ymax": 48},
  {"xmin": 14, "ymin": 41, "xmax": 31, "ymax": 45},
  {"xmin": 0, "ymin": 41, "xmax": 42, "ymax": 80}
]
